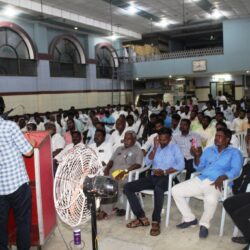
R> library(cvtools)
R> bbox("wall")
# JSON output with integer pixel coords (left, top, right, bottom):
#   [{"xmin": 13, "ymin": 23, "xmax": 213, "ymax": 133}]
[
  {"xmin": 132, "ymin": 18, "xmax": 250, "ymax": 102},
  {"xmin": 0, "ymin": 17, "xmax": 131, "ymax": 113}
]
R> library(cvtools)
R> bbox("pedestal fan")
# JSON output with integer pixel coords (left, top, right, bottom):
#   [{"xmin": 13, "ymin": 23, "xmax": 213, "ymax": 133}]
[{"xmin": 53, "ymin": 144, "xmax": 118, "ymax": 250}]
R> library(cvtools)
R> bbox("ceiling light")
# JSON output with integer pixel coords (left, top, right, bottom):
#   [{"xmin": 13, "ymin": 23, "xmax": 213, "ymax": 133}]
[
  {"xmin": 2, "ymin": 6, "xmax": 20, "ymax": 17},
  {"xmin": 74, "ymin": 27, "xmax": 78, "ymax": 30},
  {"xmin": 127, "ymin": 3, "xmax": 138, "ymax": 15},
  {"xmin": 154, "ymin": 18, "xmax": 169, "ymax": 28},
  {"xmin": 212, "ymin": 74, "xmax": 232, "ymax": 81},
  {"xmin": 211, "ymin": 9, "xmax": 222, "ymax": 19},
  {"xmin": 176, "ymin": 77, "xmax": 186, "ymax": 81}
]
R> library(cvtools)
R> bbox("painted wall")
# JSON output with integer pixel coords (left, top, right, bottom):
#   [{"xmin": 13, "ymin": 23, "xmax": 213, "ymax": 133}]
[
  {"xmin": 0, "ymin": 17, "xmax": 130, "ymax": 113},
  {"xmin": 133, "ymin": 18, "xmax": 250, "ymax": 79}
]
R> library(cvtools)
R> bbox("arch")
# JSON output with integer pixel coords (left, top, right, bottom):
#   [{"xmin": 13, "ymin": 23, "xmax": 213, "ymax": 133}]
[
  {"xmin": 95, "ymin": 42, "xmax": 119, "ymax": 68},
  {"xmin": 0, "ymin": 21, "xmax": 37, "ymax": 59},
  {"xmin": 49, "ymin": 34, "xmax": 86, "ymax": 64}
]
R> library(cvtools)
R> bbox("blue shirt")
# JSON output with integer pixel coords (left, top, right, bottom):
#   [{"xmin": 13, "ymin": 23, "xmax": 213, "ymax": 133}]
[
  {"xmin": 0, "ymin": 117, "xmax": 32, "ymax": 195},
  {"xmin": 145, "ymin": 143, "xmax": 184, "ymax": 171},
  {"xmin": 101, "ymin": 116, "xmax": 115, "ymax": 125},
  {"xmin": 194, "ymin": 145, "xmax": 243, "ymax": 181}
]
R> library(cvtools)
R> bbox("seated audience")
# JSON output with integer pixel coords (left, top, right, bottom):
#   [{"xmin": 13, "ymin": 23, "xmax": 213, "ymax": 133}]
[
  {"xmin": 171, "ymin": 113, "xmax": 181, "ymax": 135},
  {"xmin": 109, "ymin": 117, "xmax": 128, "ymax": 151},
  {"xmin": 206, "ymin": 121, "xmax": 239, "ymax": 149},
  {"xmin": 172, "ymin": 128, "xmax": 243, "ymax": 238},
  {"xmin": 89, "ymin": 129, "xmax": 113, "ymax": 168},
  {"xmin": 195, "ymin": 115, "xmax": 215, "ymax": 147},
  {"xmin": 141, "ymin": 119, "xmax": 164, "ymax": 156},
  {"xmin": 26, "ymin": 122, "xmax": 37, "ymax": 132},
  {"xmin": 63, "ymin": 118, "xmax": 77, "ymax": 145},
  {"xmin": 103, "ymin": 131, "xmax": 143, "ymax": 217},
  {"xmin": 45, "ymin": 122, "xmax": 65, "ymax": 157},
  {"xmin": 124, "ymin": 128, "xmax": 184, "ymax": 236},
  {"xmin": 173, "ymin": 119, "xmax": 202, "ymax": 180}
]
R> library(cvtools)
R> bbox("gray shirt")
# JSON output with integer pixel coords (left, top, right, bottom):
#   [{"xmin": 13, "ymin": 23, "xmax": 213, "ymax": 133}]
[{"xmin": 110, "ymin": 144, "xmax": 143, "ymax": 173}]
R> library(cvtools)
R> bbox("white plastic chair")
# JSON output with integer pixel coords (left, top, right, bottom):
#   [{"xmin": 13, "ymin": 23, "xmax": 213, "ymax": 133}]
[
  {"xmin": 126, "ymin": 168, "xmax": 181, "ymax": 227},
  {"xmin": 125, "ymin": 165, "xmax": 151, "ymax": 220},
  {"xmin": 189, "ymin": 171, "xmax": 240, "ymax": 236},
  {"xmin": 235, "ymin": 132, "xmax": 247, "ymax": 156}
]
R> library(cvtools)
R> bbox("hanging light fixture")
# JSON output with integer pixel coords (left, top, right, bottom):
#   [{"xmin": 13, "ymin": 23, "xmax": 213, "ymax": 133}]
[{"xmin": 109, "ymin": 0, "xmax": 117, "ymax": 41}]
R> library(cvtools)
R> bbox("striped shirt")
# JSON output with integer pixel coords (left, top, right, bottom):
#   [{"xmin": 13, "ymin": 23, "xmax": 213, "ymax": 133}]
[{"xmin": 0, "ymin": 117, "xmax": 32, "ymax": 195}]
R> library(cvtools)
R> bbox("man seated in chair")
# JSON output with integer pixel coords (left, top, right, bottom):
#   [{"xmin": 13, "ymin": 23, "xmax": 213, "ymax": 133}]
[
  {"xmin": 103, "ymin": 130, "xmax": 143, "ymax": 218},
  {"xmin": 124, "ymin": 128, "xmax": 184, "ymax": 236},
  {"xmin": 172, "ymin": 127, "xmax": 243, "ymax": 239}
]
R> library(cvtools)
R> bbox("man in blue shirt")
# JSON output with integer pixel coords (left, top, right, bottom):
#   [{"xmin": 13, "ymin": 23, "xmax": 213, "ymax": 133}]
[
  {"xmin": 124, "ymin": 128, "xmax": 184, "ymax": 236},
  {"xmin": 172, "ymin": 127, "xmax": 243, "ymax": 239}
]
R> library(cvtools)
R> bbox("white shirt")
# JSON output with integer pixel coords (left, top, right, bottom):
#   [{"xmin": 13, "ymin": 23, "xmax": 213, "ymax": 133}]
[
  {"xmin": 141, "ymin": 133, "xmax": 157, "ymax": 152},
  {"xmin": 231, "ymin": 117, "xmax": 247, "ymax": 133},
  {"xmin": 51, "ymin": 133, "xmax": 65, "ymax": 152},
  {"xmin": 206, "ymin": 134, "xmax": 239, "ymax": 149},
  {"xmin": 36, "ymin": 122, "xmax": 45, "ymax": 131},
  {"xmin": 89, "ymin": 141, "xmax": 113, "ymax": 165},
  {"xmin": 109, "ymin": 128, "xmax": 128, "ymax": 151}
]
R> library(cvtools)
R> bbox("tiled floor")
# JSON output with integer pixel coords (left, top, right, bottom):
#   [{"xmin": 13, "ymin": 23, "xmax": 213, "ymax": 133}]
[{"xmin": 38, "ymin": 195, "xmax": 245, "ymax": 250}]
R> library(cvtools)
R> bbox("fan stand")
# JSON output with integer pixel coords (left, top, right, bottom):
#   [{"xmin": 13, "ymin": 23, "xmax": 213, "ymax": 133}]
[{"xmin": 87, "ymin": 195, "xmax": 98, "ymax": 250}]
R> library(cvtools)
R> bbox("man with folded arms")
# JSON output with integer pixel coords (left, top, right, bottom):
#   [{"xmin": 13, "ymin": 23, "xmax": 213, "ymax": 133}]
[
  {"xmin": 172, "ymin": 127, "xmax": 243, "ymax": 238},
  {"xmin": 124, "ymin": 128, "xmax": 184, "ymax": 236}
]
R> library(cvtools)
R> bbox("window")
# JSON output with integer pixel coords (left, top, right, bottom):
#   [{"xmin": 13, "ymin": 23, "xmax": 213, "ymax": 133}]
[
  {"xmin": 0, "ymin": 25, "xmax": 37, "ymax": 76},
  {"xmin": 96, "ymin": 44, "xmax": 119, "ymax": 79},
  {"xmin": 50, "ymin": 36, "xmax": 86, "ymax": 78}
]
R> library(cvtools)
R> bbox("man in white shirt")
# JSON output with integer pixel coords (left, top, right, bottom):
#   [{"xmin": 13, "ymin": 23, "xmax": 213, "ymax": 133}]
[
  {"xmin": 109, "ymin": 117, "xmax": 128, "ymax": 151},
  {"xmin": 196, "ymin": 116, "xmax": 216, "ymax": 148},
  {"xmin": 173, "ymin": 119, "xmax": 202, "ymax": 180},
  {"xmin": 206, "ymin": 121, "xmax": 239, "ymax": 149},
  {"xmin": 231, "ymin": 109, "xmax": 247, "ymax": 133},
  {"xmin": 45, "ymin": 122, "xmax": 65, "ymax": 158},
  {"xmin": 141, "ymin": 119, "xmax": 164, "ymax": 155},
  {"xmin": 54, "ymin": 131, "xmax": 83, "ymax": 166},
  {"xmin": 89, "ymin": 129, "xmax": 113, "ymax": 168}
]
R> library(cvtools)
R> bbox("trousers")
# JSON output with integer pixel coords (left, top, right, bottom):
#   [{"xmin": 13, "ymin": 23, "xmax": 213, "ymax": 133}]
[
  {"xmin": 124, "ymin": 175, "xmax": 169, "ymax": 222},
  {"xmin": 0, "ymin": 183, "xmax": 32, "ymax": 250}
]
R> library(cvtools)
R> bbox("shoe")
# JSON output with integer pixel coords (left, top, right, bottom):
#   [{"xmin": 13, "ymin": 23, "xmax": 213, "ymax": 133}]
[
  {"xmin": 232, "ymin": 236, "xmax": 248, "ymax": 244},
  {"xmin": 176, "ymin": 219, "xmax": 198, "ymax": 229},
  {"xmin": 199, "ymin": 226, "xmax": 209, "ymax": 239}
]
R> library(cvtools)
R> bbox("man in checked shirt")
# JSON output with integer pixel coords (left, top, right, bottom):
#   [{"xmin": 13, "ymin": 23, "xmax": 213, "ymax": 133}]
[{"xmin": 0, "ymin": 96, "xmax": 35, "ymax": 250}]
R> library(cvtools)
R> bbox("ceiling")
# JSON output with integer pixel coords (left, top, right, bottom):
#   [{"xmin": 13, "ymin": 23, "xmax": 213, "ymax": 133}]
[{"xmin": 0, "ymin": 0, "xmax": 250, "ymax": 39}]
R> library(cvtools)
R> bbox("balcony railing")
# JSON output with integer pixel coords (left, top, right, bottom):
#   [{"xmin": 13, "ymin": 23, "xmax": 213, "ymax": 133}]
[{"xmin": 129, "ymin": 47, "xmax": 224, "ymax": 63}]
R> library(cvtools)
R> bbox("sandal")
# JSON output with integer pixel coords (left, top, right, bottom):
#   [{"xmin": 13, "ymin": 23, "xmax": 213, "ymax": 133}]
[
  {"xmin": 96, "ymin": 211, "xmax": 108, "ymax": 220},
  {"xmin": 126, "ymin": 217, "xmax": 150, "ymax": 228},
  {"xmin": 232, "ymin": 236, "xmax": 248, "ymax": 244},
  {"xmin": 150, "ymin": 221, "xmax": 160, "ymax": 236}
]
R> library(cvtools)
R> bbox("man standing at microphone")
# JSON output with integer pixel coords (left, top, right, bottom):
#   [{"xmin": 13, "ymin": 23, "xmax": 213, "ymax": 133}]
[{"xmin": 0, "ymin": 96, "xmax": 35, "ymax": 250}]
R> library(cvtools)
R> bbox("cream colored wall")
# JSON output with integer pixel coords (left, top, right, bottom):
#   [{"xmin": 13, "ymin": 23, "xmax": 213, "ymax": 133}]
[
  {"xmin": 3, "ymin": 92, "xmax": 132, "ymax": 115},
  {"xmin": 195, "ymin": 88, "xmax": 210, "ymax": 102},
  {"xmin": 235, "ymin": 86, "xmax": 244, "ymax": 100}
]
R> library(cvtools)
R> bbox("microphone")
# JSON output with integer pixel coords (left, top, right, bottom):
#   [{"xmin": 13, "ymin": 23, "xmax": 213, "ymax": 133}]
[{"xmin": 2, "ymin": 104, "xmax": 25, "ymax": 119}]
